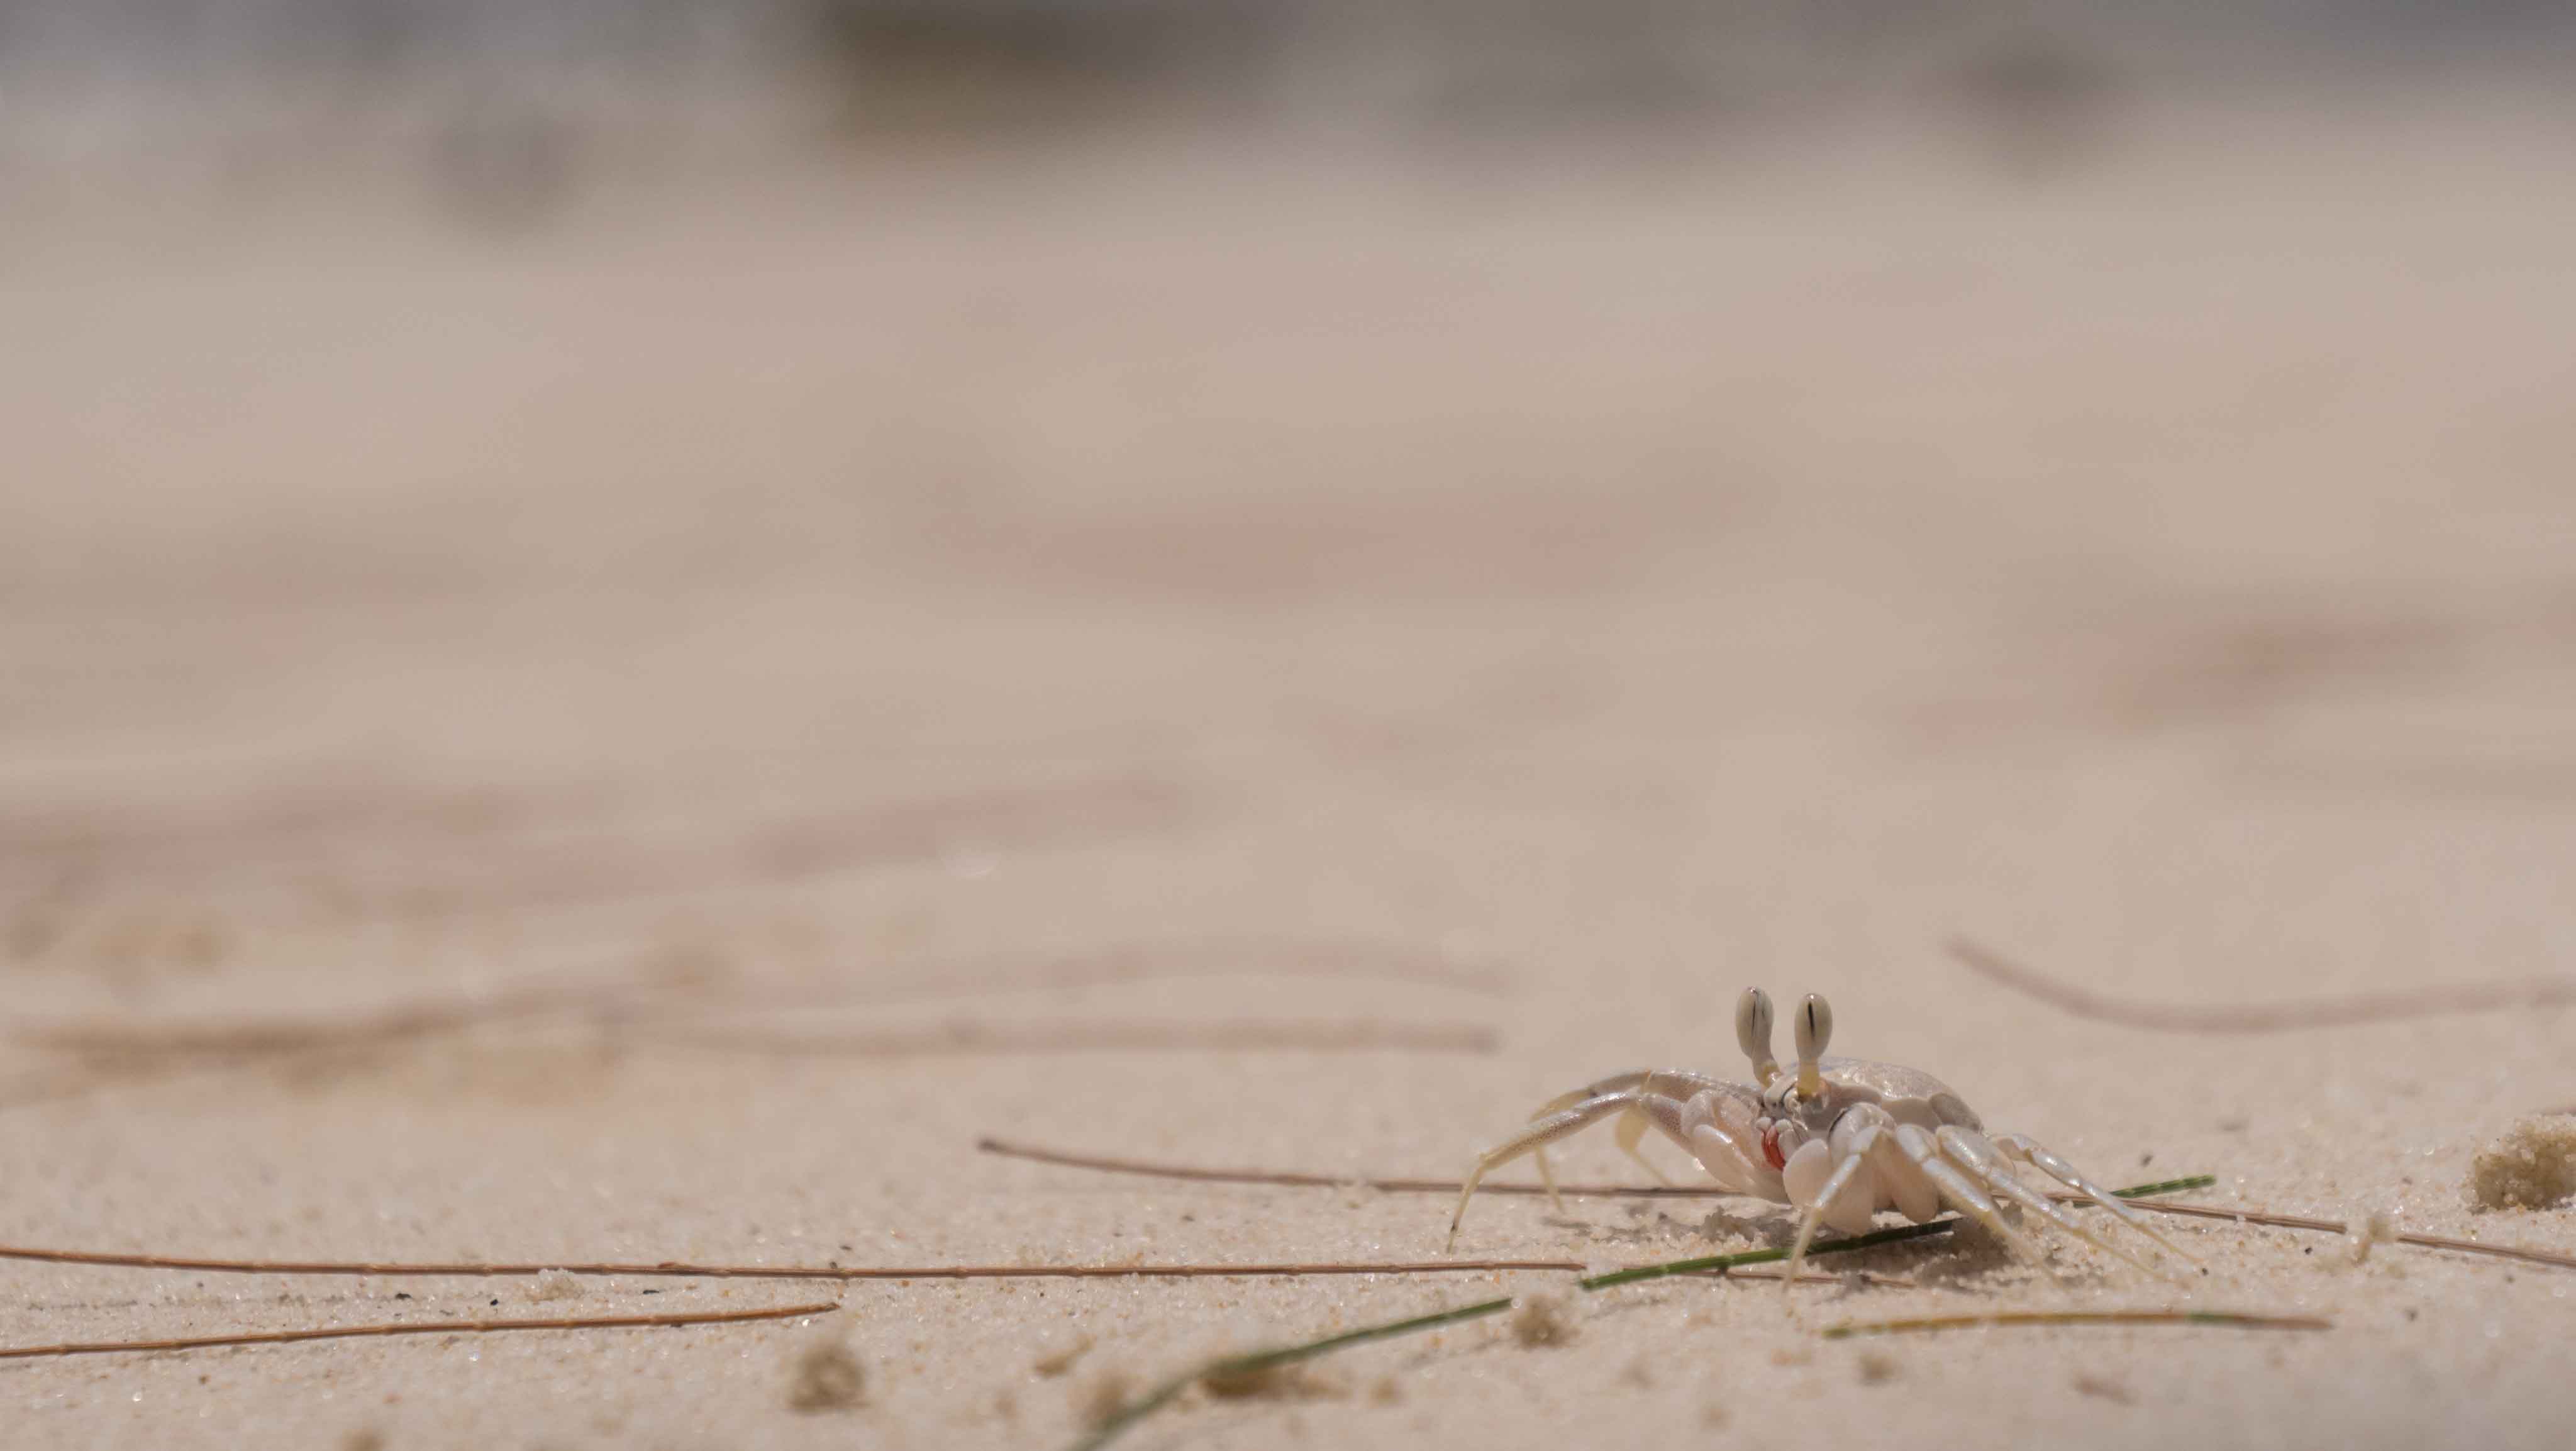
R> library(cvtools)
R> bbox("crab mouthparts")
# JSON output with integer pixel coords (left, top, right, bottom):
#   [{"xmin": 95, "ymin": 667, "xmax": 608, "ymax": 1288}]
[{"xmin": 1761, "ymin": 1123, "xmax": 1789, "ymax": 1172}]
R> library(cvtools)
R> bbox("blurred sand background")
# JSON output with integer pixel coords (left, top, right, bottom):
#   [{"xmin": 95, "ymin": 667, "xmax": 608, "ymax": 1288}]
[{"xmin": 3, "ymin": 3, "xmax": 2575, "ymax": 1447}]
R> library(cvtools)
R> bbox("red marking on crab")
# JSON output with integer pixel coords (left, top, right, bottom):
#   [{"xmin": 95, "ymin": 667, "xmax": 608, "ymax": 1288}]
[{"xmin": 1761, "ymin": 1123, "xmax": 1789, "ymax": 1172}]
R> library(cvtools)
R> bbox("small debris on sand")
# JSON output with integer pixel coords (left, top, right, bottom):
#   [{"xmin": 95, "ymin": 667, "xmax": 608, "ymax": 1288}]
[
  {"xmin": 1030, "ymin": 1331, "xmax": 1094, "ymax": 1378},
  {"xmin": 1077, "ymin": 1369, "xmax": 1133, "ymax": 1430},
  {"xmin": 2072, "ymin": 1372, "xmax": 2135, "ymax": 1404},
  {"xmin": 2342, "ymin": 1209, "xmax": 2395, "ymax": 1265},
  {"xmin": 1509, "ymin": 1291, "xmax": 1577, "ymax": 1348},
  {"xmin": 1201, "ymin": 1362, "xmax": 1346, "ymax": 1401},
  {"xmin": 2468, "ymin": 1117, "xmax": 2576, "ymax": 1211},
  {"xmin": 787, "ymin": 1334, "xmax": 867, "ymax": 1413},
  {"xmin": 1699, "ymin": 1208, "xmax": 1769, "ymax": 1242}
]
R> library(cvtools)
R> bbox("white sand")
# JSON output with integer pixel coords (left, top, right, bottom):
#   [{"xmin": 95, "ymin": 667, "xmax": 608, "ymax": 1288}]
[{"xmin": 3, "ymin": 85, "xmax": 2574, "ymax": 1450}]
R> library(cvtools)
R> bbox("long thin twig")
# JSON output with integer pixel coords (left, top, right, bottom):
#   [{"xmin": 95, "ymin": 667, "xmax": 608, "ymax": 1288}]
[
  {"xmin": 4, "ymin": 1182, "xmax": 2555, "ymax": 1294},
  {"xmin": 1821, "ymin": 1309, "xmax": 2331, "ymax": 1340},
  {"xmin": 0, "ymin": 1299, "xmax": 841, "ymax": 1362},
  {"xmin": 2096, "ymin": 1198, "xmax": 2576, "ymax": 1272},
  {"xmin": 979, "ymin": 1136, "xmax": 2217, "ymax": 1206},
  {"xmin": 0, "ymin": 1181, "xmax": 2190, "ymax": 1284},
  {"xmin": 1949, "ymin": 934, "xmax": 2576, "ymax": 1033},
  {"xmin": 737, "ymin": 935, "xmax": 1518, "ymax": 1004},
  {"xmin": 0, "ymin": 1237, "xmax": 1913, "ymax": 1287},
  {"xmin": 988, "ymin": 1131, "xmax": 2576, "ymax": 1274},
  {"xmin": 639, "ymin": 1018, "xmax": 1495, "ymax": 1059},
  {"xmin": 978, "ymin": 1135, "xmax": 1717, "ymax": 1196},
  {"xmin": 0, "ymin": 1242, "xmax": 1624, "ymax": 1280}
]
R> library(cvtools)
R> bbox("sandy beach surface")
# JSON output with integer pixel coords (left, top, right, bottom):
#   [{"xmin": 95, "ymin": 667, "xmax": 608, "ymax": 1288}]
[{"xmin": 4, "ymin": 84, "xmax": 2575, "ymax": 1450}]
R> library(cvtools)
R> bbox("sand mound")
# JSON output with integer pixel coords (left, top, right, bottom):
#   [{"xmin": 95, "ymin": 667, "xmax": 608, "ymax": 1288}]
[{"xmin": 2468, "ymin": 1116, "xmax": 2576, "ymax": 1211}]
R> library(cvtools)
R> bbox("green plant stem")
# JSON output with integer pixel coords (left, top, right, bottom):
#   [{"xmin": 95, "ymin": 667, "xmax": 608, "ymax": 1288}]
[
  {"xmin": 1072, "ymin": 1298, "xmax": 1519, "ymax": 1450},
  {"xmin": 2095, "ymin": 1174, "xmax": 2214, "ymax": 1199},
  {"xmin": 1573, "ymin": 1216, "xmax": 1958, "ymax": 1291},
  {"xmin": 1065, "ymin": 1172, "xmax": 2210, "ymax": 1451}
]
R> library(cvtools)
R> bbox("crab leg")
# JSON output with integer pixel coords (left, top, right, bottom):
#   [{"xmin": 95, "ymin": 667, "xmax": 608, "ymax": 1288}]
[
  {"xmin": 1525, "ymin": 1070, "xmax": 1726, "ymax": 1206},
  {"xmin": 1990, "ymin": 1132, "xmax": 2203, "ymax": 1265},
  {"xmin": 1937, "ymin": 1127, "xmax": 2177, "ymax": 1281},
  {"xmin": 1529, "ymin": 1069, "xmax": 1728, "ymax": 1116},
  {"xmin": 1888, "ymin": 1123, "xmax": 2046, "ymax": 1266},
  {"xmin": 1678, "ymin": 1091, "xmax": 1772, "ymax": 1197},
  {"xmin": 1781, "ymin": 1118, "xmax": 1899, "ymax": 1301},
  {"xmin": 1449, "ymin": 1091, "xmax": 1660, "ymax": 1248}
]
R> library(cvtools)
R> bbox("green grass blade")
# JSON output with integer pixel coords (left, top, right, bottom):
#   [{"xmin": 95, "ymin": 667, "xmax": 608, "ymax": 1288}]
[
  {"xmin": 1064, "ymin": 1171, "xmax": 2215, "ymax": 1450},
  {"xmin": 1575, "ymin": 1216, "xmax": 1955, "ymax": 1290},
  {"xmin": 2106, "ymin": 1174, "xmax": 2214, "ymax": 1199},
  {"xmin": 1207, "ymin": 1295, "xmax": 1516, "ymax": 1378},
  {"xmin": 1067, "ymin": 1296, "xmax": 1514, "ymax": 1451}
]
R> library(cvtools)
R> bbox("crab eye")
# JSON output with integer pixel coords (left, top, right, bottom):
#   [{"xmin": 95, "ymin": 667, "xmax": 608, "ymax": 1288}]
[
  {"xmin": 1735, "ymin": 987, "xmax": 1780, "ymax": 1086},
  {"xmin": 1792, "ymin": 992, "xmax": 1831, "ymax": 1096},
  {"xmin": 1794, "ymin": 993, "xmax": 1832, "ymax": 1059}
]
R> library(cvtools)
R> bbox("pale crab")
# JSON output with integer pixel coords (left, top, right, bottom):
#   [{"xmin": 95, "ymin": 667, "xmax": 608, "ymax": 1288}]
[{"xmin": 1446, "ymin": 989, "xmax": 2195, "ymax": 1287}]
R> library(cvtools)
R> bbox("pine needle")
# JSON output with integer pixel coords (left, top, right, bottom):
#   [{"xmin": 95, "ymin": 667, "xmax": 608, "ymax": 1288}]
[
  {"xmin": 638, "ymin": 1018, "xmax": 1496, "ymax": 1058},
  {"xmin": 980, "ymin": 1134, "xmax": 1713, "ymax": 1196},
  {"xmin": 0, "ymin": 1299, "xmax": 840, "ymax": 1361},
  {"xmin": 1823, "ymin": 1309, "xmax": 2331, "ymax": 1339},
  {"xmin": 2106, "ymin": 1198, "xmax": 2576, "ymax": 1271},
  {"xmin": 979, "ymin": 1135, "xmax": 2213, "ymax": 1205},
  {"xmin": 0, "ymin": 1242, "xmax": 1596, "ymax": 1280}
]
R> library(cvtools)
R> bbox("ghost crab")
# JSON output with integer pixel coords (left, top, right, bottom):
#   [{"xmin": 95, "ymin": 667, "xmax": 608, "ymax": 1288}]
[{"xmin": 1447, "ymin": 988, "xmax": 2196, "ymax": 1288}]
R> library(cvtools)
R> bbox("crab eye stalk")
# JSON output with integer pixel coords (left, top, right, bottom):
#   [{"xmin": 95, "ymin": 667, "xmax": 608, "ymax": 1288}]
[
  {"xmin": 1735, "ymin": 987, "xmax": 1780, "ymax": 1086},
  {"xmin": 1793, "ymin": 992, "xmax": 1832, "ymax": 1096}
]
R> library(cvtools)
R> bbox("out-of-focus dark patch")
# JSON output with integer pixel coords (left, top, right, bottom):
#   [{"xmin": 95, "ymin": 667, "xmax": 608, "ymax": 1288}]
[
  {"xmin": 1400, "ymin": 0, "xmax": 1731, "ymax": 138},
  {"xmin": 2094, "ymin": 610, "xmax": 2459, "ymax": 731},
  {"xmin": 1947, "ymin": 28, "xmax": 2124, "ymax": 181},
  {"xmin": 1907, "ymin": 602, "xmax": 2465, "ymax": 747},
  {"xmin": 808, "ymin": 0, "xmax": 1276, "ymax": 136},
  {"xmin": 423, "ymin": 87, "xmax": 585, "ymax": 234}
]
